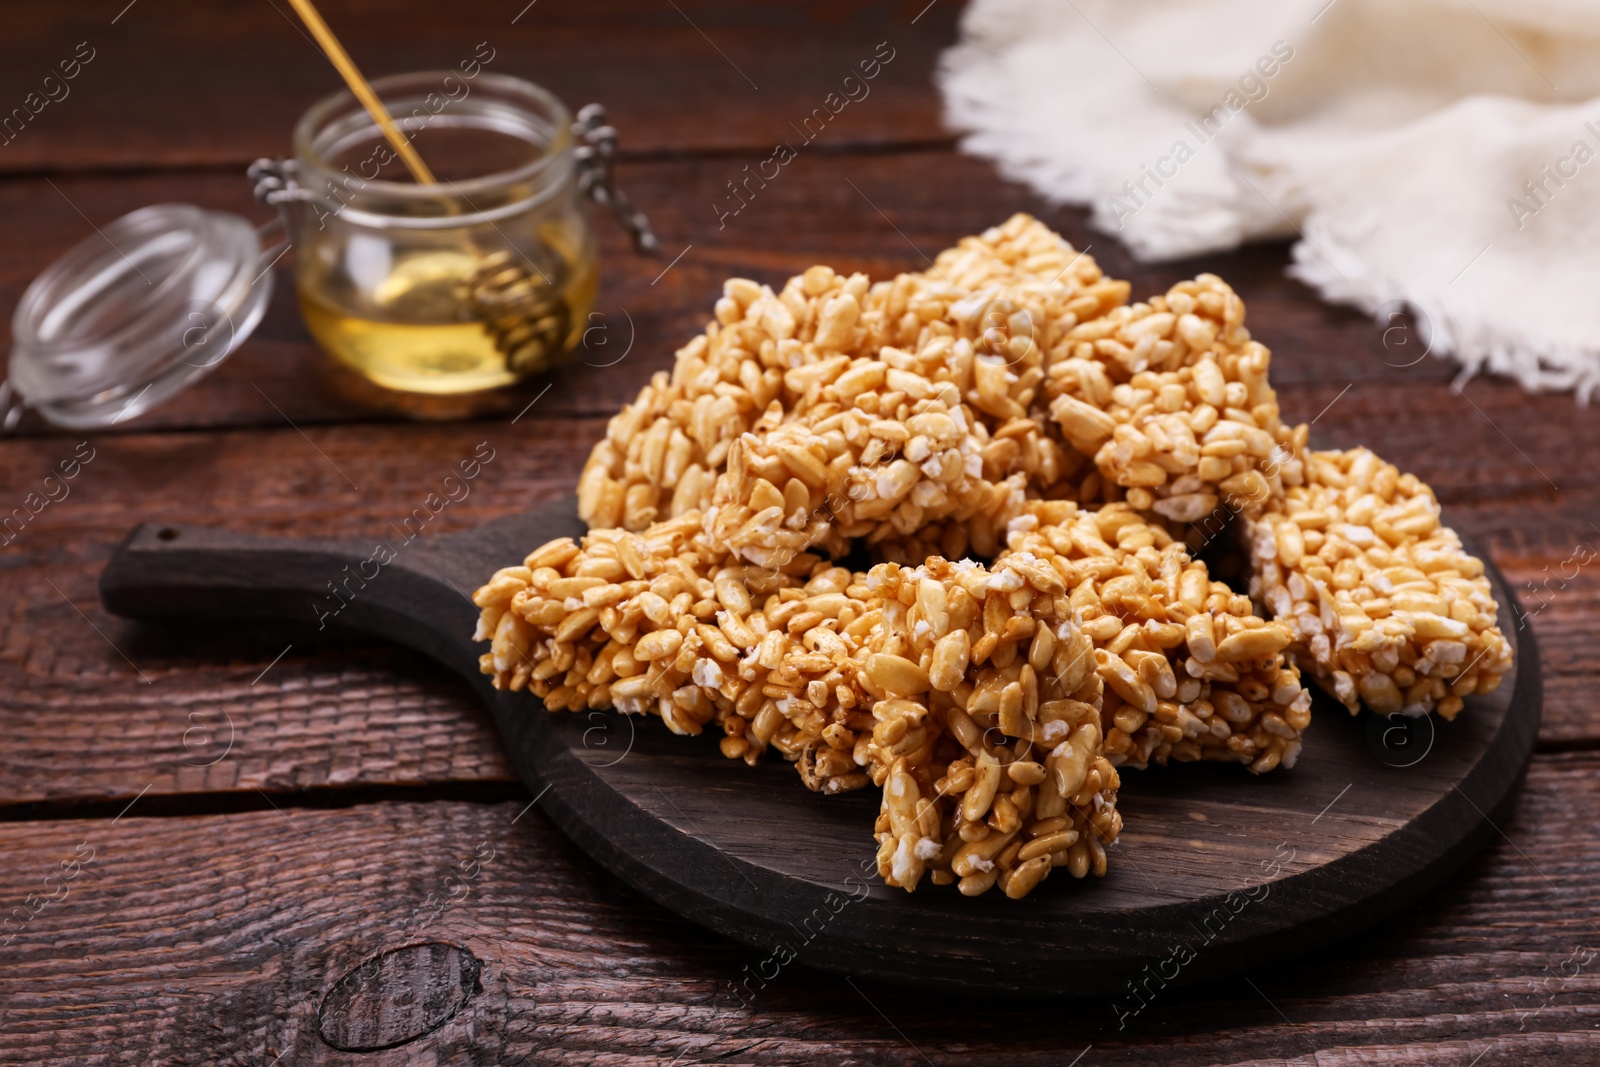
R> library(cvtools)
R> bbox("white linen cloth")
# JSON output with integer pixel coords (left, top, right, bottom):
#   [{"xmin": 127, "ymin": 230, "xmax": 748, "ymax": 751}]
[{"xmin": 939, "ymin": 0, "xmax": 1600, "ymax": 398}]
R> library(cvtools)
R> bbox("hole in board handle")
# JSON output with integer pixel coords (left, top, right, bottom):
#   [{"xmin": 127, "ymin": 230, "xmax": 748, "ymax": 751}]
[{"xmin": 157, "ymin": 527, "xmax": 180, "ymax": 541}]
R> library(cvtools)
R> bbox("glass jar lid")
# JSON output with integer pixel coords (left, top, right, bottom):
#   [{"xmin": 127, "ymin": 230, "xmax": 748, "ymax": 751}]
[{"xmin": 4, "ymin": 203, "xmax": 274, "ymax": 429}]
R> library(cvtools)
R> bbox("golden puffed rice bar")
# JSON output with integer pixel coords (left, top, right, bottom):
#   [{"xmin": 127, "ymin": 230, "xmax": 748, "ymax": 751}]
[
  {"xmin": 852, "ymin": 556, "xmax": 1118, "ymax": 898},
  {"xmin": 576, "ymin": 213, "xmax": 1118, "ymax": 534},
  {"xmin": 999, "ymin": 502, "xmax": 1309, "ymax": 773},
  {"xmin": 850, "ymin": 488, "xmax": 1311, "ymax": 891},
  {"xmin": 473, "ymin": 511, "xmax": 877, "ymax": 791},
  {"xmin": 1246, "ymin": 447, "xmax": 1512, "ymax": 719},
  {"xmin": 854, "ymin": 499, "xmax": 1309, "ymax": 772},
  {"xmin": 1046, "ymin": 275, "xmax": 1304, "ymax": 525},
  {"xmin": 702, "ymin": 342, "xmax": 1078, "ymax": 570}
]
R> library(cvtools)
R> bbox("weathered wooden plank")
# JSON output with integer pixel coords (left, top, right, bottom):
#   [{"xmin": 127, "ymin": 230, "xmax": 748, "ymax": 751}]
[
  {"xmin": 0, "ymin": 645, "xmax": 516, "ymax": 811},
  {"xmin": 1, "ymin": 752, "xmax": 1596, "ymax": 1064},
  {"xmin": 0, "ymin": 0, "xmax": 954, "ymax": 174},
  {"xmin": 0, "ymin": 420, "xmax": 586, "ymax": 808}
]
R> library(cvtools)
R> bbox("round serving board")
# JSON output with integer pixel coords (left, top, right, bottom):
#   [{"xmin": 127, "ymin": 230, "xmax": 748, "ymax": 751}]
[{"xmin": 99, "ymin": 497, "xmax": 1539, "ymax": 996}]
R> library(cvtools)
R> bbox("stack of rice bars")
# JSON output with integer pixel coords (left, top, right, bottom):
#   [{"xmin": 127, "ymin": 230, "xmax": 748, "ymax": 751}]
[{"xmin": 472, "ymin": 216, "xmax": 1512, "ymax": 898}]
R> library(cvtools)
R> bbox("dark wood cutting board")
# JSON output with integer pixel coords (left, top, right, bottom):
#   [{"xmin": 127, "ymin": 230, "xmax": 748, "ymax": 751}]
[{"xmin": 98, "ymin": 498, "xmax": 1539, "ymax": 998}]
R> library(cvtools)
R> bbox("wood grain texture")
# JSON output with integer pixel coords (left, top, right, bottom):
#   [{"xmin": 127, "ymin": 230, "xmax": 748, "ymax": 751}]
[
  {"xmin": 0, "ymin": 0, "xmax": 1595, "ymax": 1059},
  {"xmin": 2, "ymin": 751, "xmax": 1598, "ymax": 1065},
  {"xmin": 0, "ymin": 0, "xmax": 957, "ymax": 174},
  {"xmin": 0, "ymin": 644, "xmax": 516, "ymax": 812}
]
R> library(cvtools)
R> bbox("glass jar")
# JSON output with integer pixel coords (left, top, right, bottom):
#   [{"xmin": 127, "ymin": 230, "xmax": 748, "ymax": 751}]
[
  {"xmin": 255, "ymin": 71, "xmax": 655, "ymax": 395},
  {"xmin": 2, "ymin": 73, "xmax": 653, "ymax": 430}
]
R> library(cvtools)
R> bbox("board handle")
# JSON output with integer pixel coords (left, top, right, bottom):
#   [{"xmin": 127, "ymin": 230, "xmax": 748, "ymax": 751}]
[
  {"xmin": 99, "ymin": 521, "xmax": 487, "ymax": 675},
  {"xmin": 101, "ymin": 522, "xmax": 381, "ymax": 622}
]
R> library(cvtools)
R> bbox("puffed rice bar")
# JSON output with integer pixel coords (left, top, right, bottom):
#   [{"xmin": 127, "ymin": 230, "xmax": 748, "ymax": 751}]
[
  {"xmin": 999, "ymin": 501, "xmax": 1310, "ymax": 773},
  {"xmin": 851, "ymin": 555, "xmax": 1119, "ymax": 898},
  {"xmin": 1045, "ymin": 275, "xmax": 1305, "ymax": 526},
  {"xmin": 577, "ymin": 214, "xmax": 1119, "ymax": 533},
  {"xmin": 473, "ymin": 512, "xmax": 890, "ymax": 791},
  {"xmin": 702, "ymin": 337, "xmax": 1076, "ymax": 570},
  {"xmin": 1246, "ymin": 447, "xmax": 1512, "ymax": 719}
]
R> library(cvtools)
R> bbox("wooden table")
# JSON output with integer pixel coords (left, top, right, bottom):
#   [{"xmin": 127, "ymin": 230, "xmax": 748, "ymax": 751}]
[{"xmin": 2, "ymin": 2, "xmax": 1595, "ymax": 1063}]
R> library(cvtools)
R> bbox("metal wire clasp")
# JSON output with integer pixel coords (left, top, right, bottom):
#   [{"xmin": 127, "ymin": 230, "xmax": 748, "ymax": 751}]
[
  {"xmin": 245, "ymin": 158, "xmax": 303, "ymax": 271},
  {"xmin": 573, "ymin": 104, "xmax": 659, "ymax": 256},
  {"xmin": 249, "ymin": 157, "xmax": 320, "ymax": 220}
]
